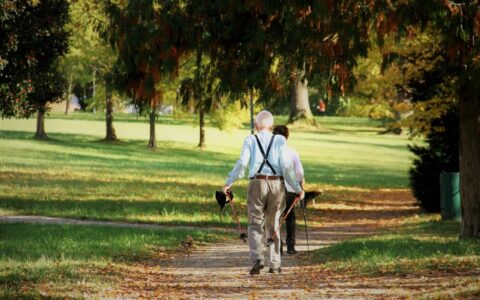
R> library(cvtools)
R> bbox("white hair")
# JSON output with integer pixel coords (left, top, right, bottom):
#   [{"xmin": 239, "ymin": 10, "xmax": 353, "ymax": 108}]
[{"xmin": 255, "ymin": 110, "xmax": 274, "ymax": 130}]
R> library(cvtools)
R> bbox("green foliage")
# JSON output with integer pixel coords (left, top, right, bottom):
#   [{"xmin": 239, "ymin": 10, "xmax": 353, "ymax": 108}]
[
  {"xmin": 210, "ymin": 102, "xmax": 251, "ymax": 131},
  {"xmin": 59, "ymin": 0, "xmax": 117, "ymax": 110},
  {"xmin": 0, "ymin": 0, "xmax": 69, "ymax": 118},
  {"xmin": 103, "ymin": 0, "xmax": 185, "ymax": 110},
  {"xmin": 409, "ymin": 108, "xmax": 459, "ymax": 213}
]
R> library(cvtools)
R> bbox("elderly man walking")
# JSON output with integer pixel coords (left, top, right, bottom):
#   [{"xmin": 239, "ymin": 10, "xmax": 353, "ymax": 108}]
[{"xmin": 223, "ymin": 110, "xmax": 304, "ymax": 275}]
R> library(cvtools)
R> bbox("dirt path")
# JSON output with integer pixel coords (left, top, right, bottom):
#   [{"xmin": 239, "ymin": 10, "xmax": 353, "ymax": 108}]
[
  {"xmin": 5, "ymin": 189, "xmax": 479, "ymax": 299},
  {"xmin": 97, "ymin": 188, "xmax": 479, "ymax": 299},
  {"xmin": 0, "ymin": 215, "xmax": 234, "ymax": 233}
]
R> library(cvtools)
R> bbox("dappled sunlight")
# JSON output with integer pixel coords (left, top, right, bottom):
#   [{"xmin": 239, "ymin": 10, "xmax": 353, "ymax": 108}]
[{"xmin": 5, "ymin": 116, "xmax": 470, "ymax": 299}]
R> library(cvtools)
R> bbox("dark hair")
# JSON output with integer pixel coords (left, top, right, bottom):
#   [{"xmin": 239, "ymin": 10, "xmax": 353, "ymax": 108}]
[{"xmin": 273, "ymin": 125, "xmax": 289, "ymax": 140}]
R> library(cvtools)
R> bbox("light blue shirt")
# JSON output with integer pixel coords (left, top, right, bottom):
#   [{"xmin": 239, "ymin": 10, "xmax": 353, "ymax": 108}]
[{"xmin": 225, "ymin": 130, "xmax": 302, "ymax": 193}]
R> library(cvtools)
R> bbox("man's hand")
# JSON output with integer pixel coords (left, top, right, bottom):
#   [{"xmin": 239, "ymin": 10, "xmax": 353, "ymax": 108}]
[
  {"xmin": 297, "ymin": 190, "xmax": 305, "ymax": 200},
  {"xmin": 223, "ymin": 184, "xmax": 232, "ymax": 195}
]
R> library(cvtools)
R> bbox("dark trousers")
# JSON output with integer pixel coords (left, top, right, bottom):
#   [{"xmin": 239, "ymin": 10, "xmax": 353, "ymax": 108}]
[{"xmin": 284, "ymin": 192, "xmax": 296, "ymax": 247}]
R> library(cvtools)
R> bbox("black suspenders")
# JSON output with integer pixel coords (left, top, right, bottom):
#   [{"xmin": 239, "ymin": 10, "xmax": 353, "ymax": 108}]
[{"xmin": 254, "ymin": 134, "xmax": 277, "ymax": 175}]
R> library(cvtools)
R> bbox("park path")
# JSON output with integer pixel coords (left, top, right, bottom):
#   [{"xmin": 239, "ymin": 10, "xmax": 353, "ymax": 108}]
[
  {"xmin": 97, "ymin": 188, "xmax": 477, "ymax": 299},
  {"xmin": 4, "ymin": 189, "xmax": 479, "ymax": 299},
  {"xmin": 0, "ymin": 215, "xmax": 235, "ymax": 233}
]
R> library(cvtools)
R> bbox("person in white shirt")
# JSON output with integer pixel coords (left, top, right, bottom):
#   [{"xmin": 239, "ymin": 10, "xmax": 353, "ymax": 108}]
[
  {"xmin": 273, "ymin": 125, "xmax": 304, "ymax": 255},
  {"xmin": 223, "ymin": 111, "xmax": 304, "ymax": 275}
]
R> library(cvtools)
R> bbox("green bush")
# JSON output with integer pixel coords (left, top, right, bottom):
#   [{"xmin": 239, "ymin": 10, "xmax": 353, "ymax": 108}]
[{"xmin": 409, "ymin": 108, "xmax": 459, "ymax": 212}]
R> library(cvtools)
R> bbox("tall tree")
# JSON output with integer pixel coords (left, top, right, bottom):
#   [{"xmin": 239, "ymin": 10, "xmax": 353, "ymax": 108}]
[
  {"xmin": 61, "ymin": 0, "xmax": 118, "ymax": 141},
  {"xmin": 0, "ymin": 0, "xmax": 69, "ymax": 139},
  {"xmin": 371, "ymin": 0, "xmax": 480, "ymax": 238},
  {"xmin": 103, "ymin": 0, "xmax": 185, "ymax": 149},
  {"xmin": 178, "ymin": 51, "xmax": 211, "ymax": 148}
]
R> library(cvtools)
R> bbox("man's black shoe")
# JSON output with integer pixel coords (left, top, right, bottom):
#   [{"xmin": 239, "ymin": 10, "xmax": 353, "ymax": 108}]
[
  {"xmin": 268, "ymin": 267, "xmax": 282, "ymax": 274},
  {"xmin": 287, "ymin": 247, "xmax": 297, "ymax": 255},
  {"xmin": 249, "ymin": 259, "xmax": 264, "ymax": 275}
]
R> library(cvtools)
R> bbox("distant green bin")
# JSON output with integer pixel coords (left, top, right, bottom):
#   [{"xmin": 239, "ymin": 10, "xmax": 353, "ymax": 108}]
[{"xmin": 439, "ymin": 172, "xmax": 462, "ymax": 221}]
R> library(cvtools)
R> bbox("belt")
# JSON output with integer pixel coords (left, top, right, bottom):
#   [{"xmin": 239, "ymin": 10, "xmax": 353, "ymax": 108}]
[{"xmin": 250, "ymin": 174, "xmax": 284, "ymax": 180}]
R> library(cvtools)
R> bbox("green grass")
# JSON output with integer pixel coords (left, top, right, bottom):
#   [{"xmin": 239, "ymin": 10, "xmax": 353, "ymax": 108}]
[
  {"xmin": 0, "ymin": 113, "xmax": 425, "ymax": 297},
  {"xmin": 0, "ymin": 223, "xmax": 231, "ymax": 298},
  {"xmin": 313, "ymin": 215, "xmax": 480, "ymax": 276},
  {"xmin": 0, "ymin": 114, "xmax": 414, "ymax": 227}
]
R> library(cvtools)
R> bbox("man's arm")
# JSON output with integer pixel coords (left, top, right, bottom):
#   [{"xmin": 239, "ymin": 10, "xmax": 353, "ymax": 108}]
[
  {"xmin": 293, "ymin": 150, "xmax": 305, "ymax": 188},
  {"xmin": 279, "ymin": 139, "xmax": 303, "ymax": 195},
  {"xmin": 223, "ymin": 136, "xmax": 252, "ymax": 192}
]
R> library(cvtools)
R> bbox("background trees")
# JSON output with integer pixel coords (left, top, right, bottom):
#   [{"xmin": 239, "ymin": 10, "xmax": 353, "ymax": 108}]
[
  {"xmin": 386, "ymin": 0, "xmax": 480, "ymax": 238},
  {"xmin": 1, "ymin": 0, "xmax": 478, "ymax": 237},
  {"xmin": 0, "ymin": 0, "xmax": 69, "ymax": 140},
  {"xmin": 103, "ymin": 0, "xmax": 185, "ymax": 149}
]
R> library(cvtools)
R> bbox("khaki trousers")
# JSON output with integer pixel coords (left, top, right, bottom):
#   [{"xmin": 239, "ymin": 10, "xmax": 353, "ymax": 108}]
[{"xmin": 247, "ymin": 178, "xmax": 286, "ymax": 269}]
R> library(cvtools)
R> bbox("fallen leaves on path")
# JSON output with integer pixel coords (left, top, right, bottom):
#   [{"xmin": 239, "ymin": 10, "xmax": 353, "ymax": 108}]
[{"xmin": 19, "ymin": 188, "xmax": 479, "ymax": 299}]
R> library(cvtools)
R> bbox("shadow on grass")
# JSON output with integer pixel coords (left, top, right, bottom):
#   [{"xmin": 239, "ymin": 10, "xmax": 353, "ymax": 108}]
[
  {"xmin": 1, "ymin": 129, "xmax": 409, "ymax": 189},
  {"xmin": 0, "ymin": 195, "xmax": 247, "ymax": 228}
]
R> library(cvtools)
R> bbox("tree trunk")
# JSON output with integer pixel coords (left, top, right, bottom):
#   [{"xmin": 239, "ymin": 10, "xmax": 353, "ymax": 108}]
[
  {"xmin": 288, "ymin": 68, "xmax": 314, "ymax": 124},
  {"xmin": 34, "ymin": 109, "xmax": 48, "ymax": 140},
  {"xmin": 104, "ymin": 79, "xmax": 117, "ymax": 142},
  {"xmin": 249, "ymin": 89, "xmax": 255, "ymax": 134},
  {"xmin": 198, "ymin": 107, "xmax": 205, "ymax": 148},
  {"xmin": 64, "ymin": 72, "xmax": 73, "ymax": 115},
  {"xmin": 148, "ymin": 106, "xmax": 157, "ymax": 149},
  {"xmin": 92, "ymin": 69, "xmax": 96, "ymax": 114},
  {"xmin": 195, "ymin": 48, "xmax": 205, "ymax": 148},
  {"xmin": 459, "ymin": 70, "xmax": 480, "ymax": 239}
]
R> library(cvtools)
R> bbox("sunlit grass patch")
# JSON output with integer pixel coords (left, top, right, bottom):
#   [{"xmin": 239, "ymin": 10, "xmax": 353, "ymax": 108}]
[
  {"xmin": 313, "ymin": 215, "xmax": 480, "ymax": 276},
  {"xmin": 0, "ymin": 116, "xmax": 413, "ymax": 226},
  {"xmin": 0, "ymin": 223, "xmax": 232, "ymax": 298}
]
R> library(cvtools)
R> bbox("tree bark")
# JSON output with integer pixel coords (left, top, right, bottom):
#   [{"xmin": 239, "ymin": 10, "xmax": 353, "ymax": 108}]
[
  {"xmin": 104, "ymin": 79, "xmax": 117, "ymax": 142},
  {"xmin": 459, "ymin": 70, "xmax": 480, "ymax": 239},
  {"xmin": 288, "ymin": 68, "xmax": 314, "ymax": 124},
  {"xmin": 148, "ymin": 106, "xmax": 157, "ymax": 149},
  {"xmin": 198, "ymin": 107, "xmax": 205, "ymax": 148},
  {"xmin": 249, "ymin": 89, "xmax": 255, "ymax": 134},
  {"xmin": 92, "ymin": 69, "xmax": 96, "ymax": 114},
  {"xmin": 195, "ymin": 48, "xmax": 205, "ymax": 148},
  {"xmin": 64, "ymin": 72, "xmax": 73, "ymax": 115},
  {"xmin": 34, "ymin": 109, "xmax": 48, "ymax": 140}
]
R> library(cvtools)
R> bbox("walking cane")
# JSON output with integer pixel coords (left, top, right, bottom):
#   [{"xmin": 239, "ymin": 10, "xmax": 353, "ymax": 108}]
[
  {"xmin": 301, "ymin": 199, "xmax": 310, "ymax": 253},
  {"xmin": 226, "ymin": 190, "xmax": 247, "ymax": 242},
  {"xmin": 266, "ymin": 194, "xmax": 302, "ymax": 247},
  {"xmin": 215, "ymin": 190, "xmax": 247, "ymax": 242}
]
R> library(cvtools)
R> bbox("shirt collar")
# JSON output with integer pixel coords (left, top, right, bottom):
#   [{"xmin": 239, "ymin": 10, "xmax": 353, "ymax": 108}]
[{"xmin": 257, "ymin": 129, "xmax": 272, "ymax": 134}]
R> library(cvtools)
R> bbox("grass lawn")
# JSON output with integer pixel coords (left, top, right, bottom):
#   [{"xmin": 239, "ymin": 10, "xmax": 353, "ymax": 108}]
[
  {"xmin": 0, "ymin": 223, "xmax": 231, "ymax": 298},
  {"xmin": 314, "ymin": 215, "xmax": 480, "ymax": 275},
  {"xmin": 313, "ymin": 214, "xmax": 480, "ymax": 297},
  {"xmin": 0, "ymin": 113, "xmax": 417, "ymax": 297},
  {"xmin": 0, "ymin": 113, "xmax": 414, "ymax": 226}
]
